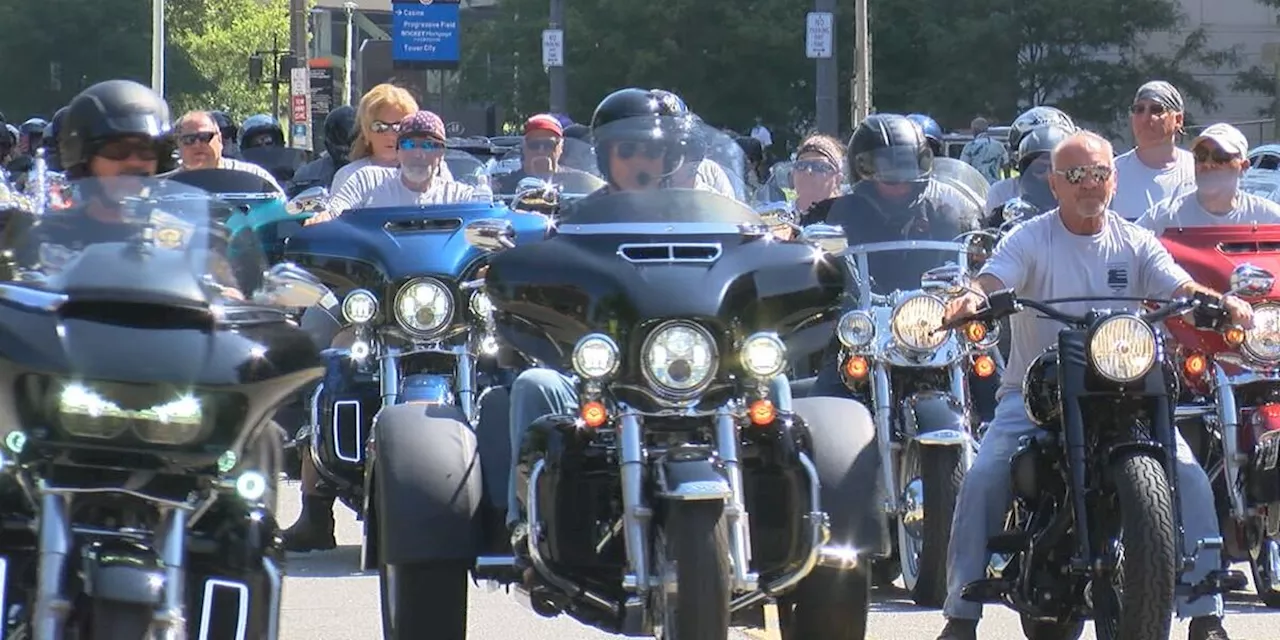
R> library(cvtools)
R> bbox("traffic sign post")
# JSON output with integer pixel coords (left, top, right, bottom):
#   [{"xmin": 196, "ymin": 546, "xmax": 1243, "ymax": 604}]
[
  {"xmin": 806, "ymin": 12, "xmax": 833, "ymax": 59},
  {"xmin": 289, "ymin": 66, "xmax": 313, "ymax": 152},
  {"xmin": 810, "ymin": 5, "xmax": 838, "ymax": 136},
  {"xmin": 542, "ymin": 29, "xmax": 564, "ymax": 67}
]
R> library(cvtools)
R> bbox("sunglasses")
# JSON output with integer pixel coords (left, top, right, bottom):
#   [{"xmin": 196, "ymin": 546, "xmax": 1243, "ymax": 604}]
[
  {"xmin": 795, "ymin": 160, "xmax": 837, "ymax": 175},
  {"xmin": 1193, "ymin": 146, "xmax": 1238, "ymax": 165},
  {"xmin": 178, "ymin": 131, "xmax": 218, "ymax": 146},
  {"xmin": 616, "ymin": 141, "xmax": 665, "ymax": 160},
  {"xmin": 371, "ymin": 120, "xmax": 402, "ymax": 134},
  {"xmin": 1130, "ymin": 103, "xmax": 1168, "ymax": 116},
  {"xmin": 1054, "ymin": 164, "xmax": 1113, "ymax": 185},
  {"xmin": 398, "ymin": 138, "xmax": 443, "ymax": 151},
  {"xmin": 96, "ymin": 140, "xmax": 159, "ymax": 162},
  {"xmin": 526, "ymin": 138, "xmax": 561, "ymax": 152}
]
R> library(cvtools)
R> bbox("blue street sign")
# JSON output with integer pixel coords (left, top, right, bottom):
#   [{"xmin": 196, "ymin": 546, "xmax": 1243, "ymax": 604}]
[{"xmin": 392, "ymin": 0, "xmax": 461, "ymax": 68}]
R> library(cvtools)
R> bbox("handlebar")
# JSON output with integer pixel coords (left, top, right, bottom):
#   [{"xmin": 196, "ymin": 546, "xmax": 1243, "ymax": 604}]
[{"xmin": 939, "ymin": 290, "xmax": 1230, "ymax": 333}]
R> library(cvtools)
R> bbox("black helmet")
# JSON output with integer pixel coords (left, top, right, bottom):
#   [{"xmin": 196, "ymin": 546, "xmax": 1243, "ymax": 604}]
[
  {"xmin": 19, "ymin": 118, "xmax": 48, "ymax": 152},
  {"xmin": 563, "ymin": 123, "xmax": 591, "ymax": 142},
  {"xmin": 589, "ymin": 88, "xmax": 693, "ymax": 183},
  {"xmin": 210, "ymin": 111, "xmax": 237, "ymax": 140},
  {"xmin": 1017, "ymin": 124, "xmax": 1074, "ymax": 173},
  {"xmin": 239, "ymin": 114, "xmax": 284, "ymax": 149},
  {"xmin": 847, "ymin": 113, "xmax": 933, "ymax": 184},
  {"xmin": 1008, "ymin": 107, "xmax": 1075, "ymax": 161},
  {"xmin": 323, "ymin": 106, "xmax": 357, "ymax": 166},
  {"xmin": 60, "ymin": 80, "xmax": 171, "ymax": 176},
  {"xmin": 41, "ymin": 107, "xmax": 69, "ymax": 170}
]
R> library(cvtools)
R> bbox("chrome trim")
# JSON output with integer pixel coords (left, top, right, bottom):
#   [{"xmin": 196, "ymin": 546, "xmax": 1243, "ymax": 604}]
[
  {"xmin": 1268, "ymin": 539, "xmax": 1280, "ymax": 591},
  {"xmin": 331, "ymin": 400, "xmax": 363, "ymax": 464},
  {"xmin": 617, "ymin": 407, "xmax": 652, "ymax": 593},
  {"xmin": 392, "ymin": 277, "xmax": 455, "ymax": 338},
  {"xmin": 0, "ymin": 283, "xmax": 68, "ymax": 312},
  {"xmin": 380, "ymin": 347, "xmax": 401, "ymax": 406},
  {"xmin": 33, "ymin": 491, "xmax": 71, "ymax": 639},
  {"xmin": 616, "ymin": 242, "xmax": 723, "ymax": 264},
  {"xmin": 456, "ymin": 346, "xmax": 476, "ymax": 422},
  {"xmin": 639, "ymin": 320, "xmax": 720, "ymax": 401},
  {"xmin": 871, "ymin": 360, "xmax": 896, "ymax": 514},
  {"xmin": 155, "ymin": 507, "xmax": 188, "ymax": 632},
  {"xmin": 1211, "ymin": 362, "xmax": 1248, "ymax": 519},
  {"xmin": 555, "ymin": 222, "xmax": 760, "ymax": 236},
  {"xmin": 526, "ymin": 460, "xmax": 618, "ymax": 614},
  {"xmin": 197, "ymin": 579, "xmax": 249, "ymax": 640},
  {"xmin": 717, "ymin": 404, "xmax": 758, "ymax": 591}
]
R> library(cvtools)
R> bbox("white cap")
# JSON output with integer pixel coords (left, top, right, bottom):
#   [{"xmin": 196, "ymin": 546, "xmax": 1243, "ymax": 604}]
[{"xmin": 1192, "ymin": 123, "xmax": 1248, "ymax": 157}]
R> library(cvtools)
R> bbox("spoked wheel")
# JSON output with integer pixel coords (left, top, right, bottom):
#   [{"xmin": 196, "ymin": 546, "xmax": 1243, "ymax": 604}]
[
  {"xmin": 653, "ymin": 501, "xmax": 730, "ymax": 640},
  {"xmin": 897, "ymin": 444, "xmax": 962, "ymax": 607},
  {"xmin": 1090, "ymin": 453, "xmax": 1177, "ymax": 640}
]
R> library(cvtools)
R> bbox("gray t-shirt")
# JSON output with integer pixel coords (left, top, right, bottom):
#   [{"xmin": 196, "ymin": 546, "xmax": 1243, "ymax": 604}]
[
  {"xmin": 330, "ymin": 156, "xmax": 454, "ymax": 194},
  {"xmin": 329, "ymin": 166, "xmax": 479, "ymax": 216},
  {"xmin": 979, "ymin": 210, "xmax": 1192, "ymax": 399},
  {"xmin": 1111, "ymin": 147, "xmax": 1196, "ymax": 220},
  {"xmin": 1135, "ymin": 190, "xmax": 1280, "ymax": 235}
]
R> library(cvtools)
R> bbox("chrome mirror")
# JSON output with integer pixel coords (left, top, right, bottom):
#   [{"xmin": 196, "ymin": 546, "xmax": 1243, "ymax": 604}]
[
  {"xmin": 921, "ymin": 262, "xmax": 967, "ymax": 295},
  {"xmin": 286, "ymin": 187, "xmax": 329, "ymax": 215},
  {"xmin": 1229, "ymin": 263, "xmax": 1275, "ymax": 298},
  {"xmin": 464, "ymin": 218, "xmax": 517, "ymax": 252},
  {"xmin": 755, "ymin": 201, "xmax": 799, "ymax": 229},
  {"xmin": 252, "ymin": 262, "xmax": 329, "ymax": 308},
  {"xmin": 800, "ymin": 223, "xmax": 848, "ymax": 253}
]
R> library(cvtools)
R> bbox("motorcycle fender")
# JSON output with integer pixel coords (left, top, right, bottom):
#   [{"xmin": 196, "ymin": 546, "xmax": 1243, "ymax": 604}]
[
  {"xmin": 657, "ymin": 455, "xmax": 732, "ymax": 502},
  {"xmin": 1102, "ymin": 440, "xmax": 1168, "ymax": 467},
  {"xmin": 400, "ymin": 373, "xmax": 453, "ymax": 405},
  {"xmin": 370, "ymin": 403, "xmax": 483, "ymax": 565},
  {"xmin": 82, "ymin": 545, "xmax": 164, "ymax": 605},
  {"xmin": 793, "ymin": 396, "xmax": 891, "ymax": 557},
  {"xmin": 904, "ymin": 392, "xmax": 969, "ymax": 447}
]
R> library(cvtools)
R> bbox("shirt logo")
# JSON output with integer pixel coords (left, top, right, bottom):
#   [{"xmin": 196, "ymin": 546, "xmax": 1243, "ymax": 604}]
[{"xmin": 1106, "ymin": 262, "xmax": 1129, "ymax": 294}]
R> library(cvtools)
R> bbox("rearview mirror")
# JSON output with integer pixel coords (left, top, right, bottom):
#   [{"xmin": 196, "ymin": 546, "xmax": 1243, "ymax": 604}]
[
  {"xmin": 1229, "ymin": 263, "xmax": 1275, "ymax": 298},
  {"xmin": 286, "ymin": 187, "xmax": 329, "ymax": 215},
  {"xmin": 755, "ymin": 201, "xmax": 798, "ymax": 229},
  {"xmin": 465, "ymin": 218, "xmax": 517, "ymax": 252},
  {"xmin": 921, "ymin": 262, "xmax": 967, "ymax": 295},
  {"xmin": 800, "ymin": 223, "xmax": 848, "ymax": 253},
  {"xmin": 252, "ymin": 262, "xmax": 329, "ymax": 308}
]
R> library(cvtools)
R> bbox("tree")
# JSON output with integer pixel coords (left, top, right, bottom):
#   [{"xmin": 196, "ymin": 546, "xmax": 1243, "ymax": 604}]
[{"xmin": 1231, "ymin": 0, "xmax": 1280, "ymax": 118}]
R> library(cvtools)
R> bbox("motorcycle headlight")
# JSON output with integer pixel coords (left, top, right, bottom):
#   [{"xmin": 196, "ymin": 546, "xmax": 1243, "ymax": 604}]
[
  {"xmin": 891, "ymin": 295, "xmax": 948, "ymax": 351},
  {"xmin": 1088, "ymin": 315, "xmax": 1157, "ymax": 383},
  {"xmin": 572, "ymin": 333, "xmax": 620, "ymax": 379},
  {"xmin": 836, "ymin": 310, "xmax": 875, "ymax": 348},
  {"xmin": 394, "ymin": 278, "xmax": 454, "ymax": 336},
  {"xmin": 740, "ymin": 332, "xmax": 787, "ymax": 379},
  {"xmin": 642, "ymin": 321, "xmax": 718, "ymax": 398},
  {"xmin": 342, "ymin": 289, "xmax": 377, "ymax": 324},
  {"xmin": 469, "ymin": 290, "xmax": 494, "ymax": 319},
  {"xmin": 58, "ymin": 384, "xmax": 206, "ymax": 445},
  {"xmin": 1243, "ymin": 304, "xmax": 1280, "ymax": 363}
]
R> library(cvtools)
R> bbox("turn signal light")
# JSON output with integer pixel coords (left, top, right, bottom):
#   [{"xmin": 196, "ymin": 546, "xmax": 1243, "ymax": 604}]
[
  {"xmin": 972, "ymin": 355, "xmax": 996, "ymax": 378},
  {"xmin": 843, "ymin": 356, "xmax": 869, "ymax": 379},
  {"xmin": 581, "ymin": 401, "xmax": 607, "ymax": 428},
  {"xmin": 964, "ymin": 322, "xmax": 987, "ymax": 343},
  {"xmin": 1183, "ymin": 352, "xmax": 1208, "ymax": 379},
  {"xmin": 1225, "ymin": 327, "xmax": 1246, "ymax": 347},
  {"xmin": 749, "ymin": 399, "xmax": 776, "ymax": 426}
]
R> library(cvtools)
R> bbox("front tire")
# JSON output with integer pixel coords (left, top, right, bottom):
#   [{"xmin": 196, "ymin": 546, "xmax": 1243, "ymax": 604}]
[
  {"xmin": 1249, "ymin": 536, "xmax": 1280, "ymax": 608},
  {"xmin": 780, "ymin": 566, "xmax": 870, "ymax": 640},
  {"xmin": 379, "ymin": 560, "xmax": 469, "ymax": 640},
  {"xmin": 898, "ymin": 445, "xmax": 962, "ymax": 607},
  {"xmin": 1092, "ymin": 453, "xmax": 1177, "ymax": 640},
  {"xmin": 656, "ymin": 501, "xmax": 730, "ymax": 640}
]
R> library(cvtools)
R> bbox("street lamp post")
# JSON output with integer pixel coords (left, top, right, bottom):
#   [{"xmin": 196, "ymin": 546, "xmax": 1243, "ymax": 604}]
[
  {"xmin": 344, "ymin": 2, "xmax": 358, "ymax": 106},
  {"xmin": 151, "ymin": 0, "xmax": 165, "ymax": 97}
]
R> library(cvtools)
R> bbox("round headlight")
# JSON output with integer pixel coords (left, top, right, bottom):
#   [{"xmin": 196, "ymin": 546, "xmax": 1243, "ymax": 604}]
[
  {"xmin": 469, "ymin": 290, "xmax": 494, "ymax": 319},
  {"xmin": 891, "ymin": 295, "xmax": 948, "ymax": 351},
  {"xmin": 741, "ymin": 332, "xmax": 787, "ymax": 378},
  {"xmin": 1243, "ymin": 304, "xmax": 1280, "ymax": 362},
  {"xmin": 572, "ymin": 333, "xmax": 620, "ymax": 379},
  {"xmin": 837, "ymin": 310, "xmax": 875, "ymax": 348},
  {"xmin": 394, "ymin": 278, "xmax": 454, "ymax": 335},
  {"xmin": 1089, "ymin": 315, "xmax": 1157, "ymax": 382},
  {"xmin": 642, "ymin": 321, "xmax": 718, "ymax": 397},
  {"xmin": 342, "ymin": 289, "xmax": 377, "ymax": 324}
]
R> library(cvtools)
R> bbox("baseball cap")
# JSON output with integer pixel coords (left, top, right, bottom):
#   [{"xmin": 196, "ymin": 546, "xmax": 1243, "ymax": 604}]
[
  {"xmin": 524, "ymin": 114, "xmax": 563, "ymax": 137},
  {"xmin": 1192, "ymin": 123, "xmax": 1248, "ymax": 157},
  {"xmin": 398, "ymin": 110, "xmax": 446, "ymax": 142}
]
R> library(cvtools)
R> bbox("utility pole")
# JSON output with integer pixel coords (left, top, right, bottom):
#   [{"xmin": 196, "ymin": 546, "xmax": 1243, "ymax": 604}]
[
  {"xmin": 249, "ymin": 36, "xmax": 293, "ymax": 121},
  {"xmin": 810, "ymin": 1, "xmax": 837, "ymax": 136},
  {"xmin": 151, "ymin": 0, "xmax": 165, "ymax": 97},
  {"xmin": 344, "ymin": 2, "xmax": 358, "ymax": 106},
  {"xmin": 851, "ymin": 0, "xmax": 871, "ymax": 126},
  {"xmin": 546, "ymin": 0, "xmax": 566, "ymax": 115},
  {"xmin": 288, "ymin": 0, "xmax": 309, "ymax": 146}
]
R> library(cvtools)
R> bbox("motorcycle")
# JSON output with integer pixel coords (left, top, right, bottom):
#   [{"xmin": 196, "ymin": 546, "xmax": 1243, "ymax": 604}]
[
  {"xmin": 373, "ymin": 119, "xmax": 887, "ymax": 640},
  {"xmin": 1160, "ymin": 224, "xmax": 1280, "ymax": 607},
  {"xmin": 492, "ymin": 138, "xmax": 606, "ymax": 200},
  {"xmin": 279, "ymin": 172, "xmax": 550, "ymax": 567},
  {"xmin": 165, "ymin": 167, "xmax": 313, "ymax": 264},
  {"xmin": 0, "ymin": 175, "xmax": 326, "ymax": 638},
  {"xmin": 957, "ymin": 290, "xmax": 1247, "ymax": 640}
]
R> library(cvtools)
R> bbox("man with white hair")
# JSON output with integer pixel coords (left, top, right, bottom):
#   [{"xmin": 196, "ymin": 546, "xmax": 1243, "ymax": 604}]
[
  {"xmin": 1112, "ymin": 80, "xmax": 1196, "ymax": 220},
  {"xmin": 935, "ymin": 130, "xmax": 1244, "ymax": 640},
  {"xmin": 1137, "ymin": 122, "xmax": 1280, "ymax": 234}
]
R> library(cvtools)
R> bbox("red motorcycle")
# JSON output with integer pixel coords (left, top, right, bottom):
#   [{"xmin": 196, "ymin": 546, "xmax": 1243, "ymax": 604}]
[{"xmin": 1161, "ymin": 224, "xmax": 1280, "ymax": 607}]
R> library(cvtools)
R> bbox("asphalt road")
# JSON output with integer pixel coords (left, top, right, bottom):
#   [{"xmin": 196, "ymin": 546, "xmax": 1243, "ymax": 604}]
[{"xmin": 277, "ymin": 482, "xmax": 1279, "ymax": 639}]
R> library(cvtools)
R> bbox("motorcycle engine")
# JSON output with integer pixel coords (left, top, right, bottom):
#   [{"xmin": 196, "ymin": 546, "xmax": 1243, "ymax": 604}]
[{"xmin": 1022, "ymin": 349, "xmax": 1062, "ymax": 428}]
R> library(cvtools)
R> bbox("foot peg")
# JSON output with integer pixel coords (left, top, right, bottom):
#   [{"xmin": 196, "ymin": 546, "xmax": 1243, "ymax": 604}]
[
  {"xmin": 1177, "ymin": 569, "xmax": 1249, "ymax": 602},
  {"xmin": 961, "ymin": 578, "xmax": 1009, "ymax": 603},
  {"xmin": 986, "ymin": 531, "xmax": 1029, "ymax": 554}
]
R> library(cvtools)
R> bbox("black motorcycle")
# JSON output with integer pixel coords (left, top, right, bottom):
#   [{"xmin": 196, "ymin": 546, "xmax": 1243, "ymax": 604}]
[
  {"xmin": 956, "ymin": 290, "xmax": 1248, "ymax": 639},
  {"xmin": 0, "ymin": 177, "xmax": 325, "ymax": 638}
]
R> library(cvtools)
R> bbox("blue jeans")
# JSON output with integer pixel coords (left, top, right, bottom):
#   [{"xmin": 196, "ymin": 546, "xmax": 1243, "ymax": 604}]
[
  {"xmin": 505, "ymin": 368, "xmax": 792, "ymax": 525},
  {"xmin": 943, "ymin": 393, "xmax": 1223, "ymax": 620}
]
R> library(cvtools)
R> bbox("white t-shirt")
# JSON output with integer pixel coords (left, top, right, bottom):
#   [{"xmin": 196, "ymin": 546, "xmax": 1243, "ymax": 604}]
[
  {"xmin": 330, "ymin": 170, "xmax": 478, "ymax": 216},
  {"xmin": 986, "ymin": 177, "xmax": 1019, "ymax": 213},
  {"xmin": 330, "ymin": 156, "xmax": 454, "ymax": 193},
  {"xmin": 1111, "ymin": 147, "xmax": 1196, "ymax": 220},
  {"xmin": 979, "ymin": 210, "xmax": 1192, "ymax": 399},
  {"xmin": 1136, "ymin": 190, "xmax": 1280, "ymax": 235},
  {"xmin": 751, "ymin": 125, "xmax": 773, "ymax": 149}
]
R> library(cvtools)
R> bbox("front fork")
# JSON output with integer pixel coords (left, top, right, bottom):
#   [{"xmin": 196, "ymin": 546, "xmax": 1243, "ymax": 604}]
[{"xmin": 375, "ymin": 345, "xmax": 478, "ymax": 422}]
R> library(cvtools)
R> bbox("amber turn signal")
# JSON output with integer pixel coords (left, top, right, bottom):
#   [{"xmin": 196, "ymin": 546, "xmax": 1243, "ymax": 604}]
[
  {"xmin": 1183, "ymin": 352, "xmax": 1208, "ymax": 379},
  {"xmin": 973, "ymin": 354, "xmax": 996, "ymax": 378},
  {"xmin": 581, "ymin": 401, "xmax": 607, "ymax": 428},
  {"xmin": 749, "ymin": 399, "xmax": 776, "ymax": 426},
  {"xmin": 843, "ymin": 356, "xmax": 869, "ymax": 379},
  {"xmin": 964, "ymin": 322, "xmax": 987, "ymax": 343},
  {"xmin": 1224, "ymin": 327, "xmax": 1246, "ymax": 348}
]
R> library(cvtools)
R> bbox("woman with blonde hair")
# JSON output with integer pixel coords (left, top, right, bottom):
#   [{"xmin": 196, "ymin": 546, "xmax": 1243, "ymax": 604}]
[{"xmin": 328, "ymin": 83, "xmax": 419, "ymax": 193}]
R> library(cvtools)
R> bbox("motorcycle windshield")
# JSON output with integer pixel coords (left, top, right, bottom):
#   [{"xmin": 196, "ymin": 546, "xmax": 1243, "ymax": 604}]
[
  {"xmin": 933, "ymin": 157, "xmax": 989, "ymax": 204},
  {"xmin": 164, "ymin": 168, "xmax": 281, "ymax": 202},
  {"xmin": 587, "ymin": 117, "xmax": 749, "ymax": 202},
  {"xmin": 444, "ymin": 149, "xmax": 496, "ymax": 191},
  {"xmin": 493, "ymin": 138, "xmax": 604, "ymax": 197},
  {"xmin": 0, "ymin": 176, "xmax": 267, "ymax": 307}
]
